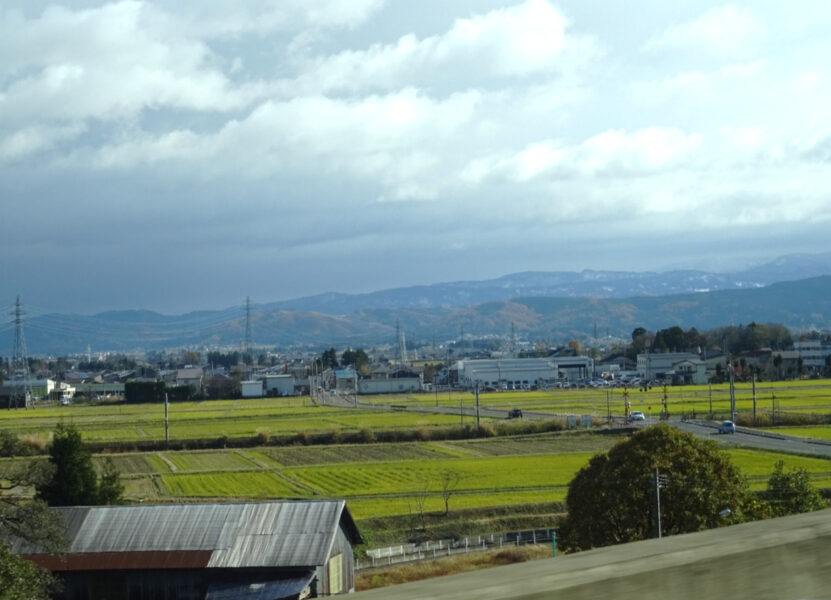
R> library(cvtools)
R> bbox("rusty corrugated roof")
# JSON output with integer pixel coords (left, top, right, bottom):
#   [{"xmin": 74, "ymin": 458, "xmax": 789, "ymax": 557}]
[{"xmin": 18, "ymin": 500, "xmax": 361, "ymax": 571}]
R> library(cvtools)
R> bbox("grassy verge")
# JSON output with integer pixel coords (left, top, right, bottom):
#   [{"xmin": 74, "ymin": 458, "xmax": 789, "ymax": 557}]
[{"xmin": 355, "ymin": 545, "xmax": 552, "ymax": 591}]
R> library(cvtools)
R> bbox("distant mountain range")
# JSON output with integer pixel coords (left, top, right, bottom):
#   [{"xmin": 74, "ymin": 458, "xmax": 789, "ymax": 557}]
[
  {"xmin": 6, "ymin": 253, "xmax": 831, "ymax": 355},
  {"xmin": 263, "ymin": 252, "xmax": 831, "ymax": 313}
]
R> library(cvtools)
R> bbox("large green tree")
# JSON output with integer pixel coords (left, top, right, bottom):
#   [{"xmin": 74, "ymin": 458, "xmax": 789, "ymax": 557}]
[
  {"xmin": 341, "ymin": 348, "xmax": 370, "ymax": 375},
  {"xmin": 36, "ymin": 423, "xmax": 122, "ymax": 506},
  {"xmin": 558, "ymin": 424, "xmax": 750, "ymax": 552},
  {"xmin": 0, "ymin": 543, "xmax": 56, "ymax": 600},
  {"xmin": 0, "ymin": 459, "xmax": 64, "ymax": 599}
]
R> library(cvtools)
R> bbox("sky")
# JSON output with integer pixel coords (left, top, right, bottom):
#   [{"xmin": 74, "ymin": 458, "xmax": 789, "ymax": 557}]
[{"xmin": 2, "ymin": 0, "xmax": 830, "ymax": 315}]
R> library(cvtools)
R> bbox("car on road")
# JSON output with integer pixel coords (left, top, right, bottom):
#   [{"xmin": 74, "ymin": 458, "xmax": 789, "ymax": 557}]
[
  {"xmin": 629, "ymin": 411, "xmax": 646, "ymax": 422},
  {"xmin": 718, "ymin": 420, "xmax": 736, "ymax": 434},
  {"xmin": 507, "ymin": 408, "xmax": 523, "ymax": 419}
]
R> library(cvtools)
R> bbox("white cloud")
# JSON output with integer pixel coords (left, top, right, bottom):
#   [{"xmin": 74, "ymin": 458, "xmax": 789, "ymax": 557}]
[
  {"xmin": 77, "ymin": 88, "xmax": 482, "ymax": 198},
  {"xmin": 0, "ymin": 122, "xmax": 86, "ymax": 161},
  {"xmin": 464, "ymin": 127, "xmax": 704, "ymax": 184},
  {"xmin": 0, "ymin": 2, "xmax": 262, "ymax": 125},
  {"xmin": 643, "ymin": 5, "xmax": 763, "ymax": 57},
  {"xmin": 289, "ymin": 0, "xmax": 593, "ymax": 94}
]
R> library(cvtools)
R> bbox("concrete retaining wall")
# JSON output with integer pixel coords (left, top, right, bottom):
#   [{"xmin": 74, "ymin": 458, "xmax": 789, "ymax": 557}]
[{"xmin": 353, "ymin": 508, "xmax": 831, "ymax": 599}]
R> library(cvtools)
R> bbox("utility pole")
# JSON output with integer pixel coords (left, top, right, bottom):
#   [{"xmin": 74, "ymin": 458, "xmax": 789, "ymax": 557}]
[
  {"xmin": 606, "ymin": 390, "xmax": 611, "ymax": 425},
  {"xmin": 623, "ymin": 384, "xmax": 630, "ymax": 421},
  {"xmin": 653, "ymin": 468, "xmax": 667, "ymax": 539},
  {"xmin": 752, "ymin": 374, "xmax": 757, "ymax": 424},
  {"xmin": 708, "ymin": 383, "xmax": 713, "ymax": 419},
  {"xmin": 475, "ymin": 381, "xmax": 480, "ymax": 430},
  {"xmin": 164, "ymin": 389, "xmax": 170, "ymax": 448},
  {"xmin": 729, "ymin": 363, "xmax": 736, "ymax": 422}
]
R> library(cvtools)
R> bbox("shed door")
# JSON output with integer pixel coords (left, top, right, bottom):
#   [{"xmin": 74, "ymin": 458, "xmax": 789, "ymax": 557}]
[{"xmin": 328, "ymin": 553, "xmax": 343, "ymax": 594}]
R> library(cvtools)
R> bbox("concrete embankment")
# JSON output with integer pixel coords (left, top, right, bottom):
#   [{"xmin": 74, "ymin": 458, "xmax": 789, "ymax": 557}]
[{"xmin": 353, "ymin": 508, "xmax": 831, "ymax": 599}]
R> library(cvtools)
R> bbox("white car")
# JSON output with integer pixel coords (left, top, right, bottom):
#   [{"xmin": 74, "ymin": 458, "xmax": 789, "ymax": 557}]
[
  {"xmin": 718, "ymin": 420, "xmax": 736, "ymax": 434},
  {"xmin": 629, "ymin": 411, "xmax": 646, "ymax": 422}
]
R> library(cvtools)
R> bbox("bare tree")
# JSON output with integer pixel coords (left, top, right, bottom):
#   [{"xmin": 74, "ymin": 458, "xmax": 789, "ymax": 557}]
[{"xmin": 438, "ymin": 470, "xmax": 460, "ymax": 515}]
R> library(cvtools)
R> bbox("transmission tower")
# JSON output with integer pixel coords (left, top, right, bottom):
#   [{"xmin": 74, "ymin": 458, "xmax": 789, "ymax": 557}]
[
  {"xmin": 244, "ymin": 296, "xmax": 252, "ymax": 355},
  {"xmin": 10, "ymin": 296, "xmax": 31, "ymax": 409}
]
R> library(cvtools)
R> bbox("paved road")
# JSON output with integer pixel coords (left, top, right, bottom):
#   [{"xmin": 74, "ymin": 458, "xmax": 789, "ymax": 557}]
[
  {"xmin": 318, "ymin": 393, "xmax": 831, "ymax": 457},
  {"xmin": 669, "ymin": 418, "xmax": 831, "ymax": 457}
]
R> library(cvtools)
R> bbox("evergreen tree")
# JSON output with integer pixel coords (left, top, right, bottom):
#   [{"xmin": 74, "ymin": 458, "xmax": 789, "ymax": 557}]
[{"xmin": 36, "ymin": 424, "xmax": 110, "ymax": 506}]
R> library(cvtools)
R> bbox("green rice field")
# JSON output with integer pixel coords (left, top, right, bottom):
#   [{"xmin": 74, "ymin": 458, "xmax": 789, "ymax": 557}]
[
  {"xmin": 4, "ymin": 379, "xmax": 831, "ymax": 445},
  {"xmin": 76, "ymin": 430, "xmax": 831, "ymax": 519},
  {"xmin": 4, "ymin": 384, "xmax": 831, "ymax": 522}
]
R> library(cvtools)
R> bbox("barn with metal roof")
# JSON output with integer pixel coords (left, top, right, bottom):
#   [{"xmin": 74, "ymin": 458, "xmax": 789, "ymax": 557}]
[{"xmin": 15, "ymin": 500, "xmax": 362, "ymax": 599}]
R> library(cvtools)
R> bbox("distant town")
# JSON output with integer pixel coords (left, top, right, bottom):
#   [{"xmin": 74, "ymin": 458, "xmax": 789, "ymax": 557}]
[{"xmin": 3, "ymin": 321, "xmax": 829, "ymax": 408}]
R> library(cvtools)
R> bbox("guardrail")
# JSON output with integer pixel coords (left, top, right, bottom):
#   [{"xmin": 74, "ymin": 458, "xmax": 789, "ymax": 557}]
[{"xmin": 357, "ymin": 529, "xmax": 555, "ymax": 570}]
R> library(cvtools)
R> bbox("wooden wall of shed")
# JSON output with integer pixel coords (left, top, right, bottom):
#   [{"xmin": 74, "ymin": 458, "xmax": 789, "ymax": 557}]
[{"xmin": 322, "ymin": 525, "xmax": 356, "ymax": 595}]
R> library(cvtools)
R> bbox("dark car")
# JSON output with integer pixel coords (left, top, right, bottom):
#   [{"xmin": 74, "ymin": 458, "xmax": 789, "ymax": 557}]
[{"xmin": 507, "ymin": 408, "xmax": 523, "ymax": 419}]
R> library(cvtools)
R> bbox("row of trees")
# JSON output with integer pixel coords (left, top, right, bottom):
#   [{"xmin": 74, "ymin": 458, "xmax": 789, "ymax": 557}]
[
  {"xmin": 626, "ymin": 322, "xmax": 795, "ymax": 359},
  {"xmin": 315, "ymin": 347, "xmax": 370, "ymax": 375}
]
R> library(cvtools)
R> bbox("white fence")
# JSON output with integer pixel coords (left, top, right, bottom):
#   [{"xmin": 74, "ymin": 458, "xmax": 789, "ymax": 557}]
[{"xmin": 357, "ymin": 529, "xmax": 555, "ymax": 570}]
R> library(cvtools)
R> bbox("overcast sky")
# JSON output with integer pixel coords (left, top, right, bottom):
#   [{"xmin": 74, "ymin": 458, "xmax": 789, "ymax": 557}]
[{"xmin": 2, "ymin": 0, "xmax": 830, "ymax": 315}]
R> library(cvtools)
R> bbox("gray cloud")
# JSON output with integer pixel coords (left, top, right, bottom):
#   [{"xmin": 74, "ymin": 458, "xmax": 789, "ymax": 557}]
[{"xmin": 2, "ymin": 0, "xmax": 830, "ymax": 315}]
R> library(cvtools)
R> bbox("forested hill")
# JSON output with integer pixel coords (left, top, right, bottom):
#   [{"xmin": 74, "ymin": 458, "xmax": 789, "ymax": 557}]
[{"xmin": 8, "ymin": 276, "xmax": 831, "ymax": 355}]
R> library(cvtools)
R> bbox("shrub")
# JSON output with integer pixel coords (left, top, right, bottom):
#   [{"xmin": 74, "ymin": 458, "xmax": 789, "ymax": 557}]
[{"xmin": 359, "ymin": 427, "xmax": 375, "ymax": 443}]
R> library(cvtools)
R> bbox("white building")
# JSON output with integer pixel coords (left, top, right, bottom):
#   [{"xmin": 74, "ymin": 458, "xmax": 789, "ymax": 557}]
[
  {"xmin": 456, "ymin": 357, "xmax": 593, "ymax": 389},
  {"xmin": 792, "ymin": 341, "xmax": 829, "ymax": 370},
  {"xmin": 264, "ymin": 374, "xmax": 296, "ymax": 396},
  {"xmin": 241, "ymin": 380, "xmax": 264, "ymax": 398},
  {"xmin": 637, "ymin": 352, "xmax": 701, "ymax": 380}
]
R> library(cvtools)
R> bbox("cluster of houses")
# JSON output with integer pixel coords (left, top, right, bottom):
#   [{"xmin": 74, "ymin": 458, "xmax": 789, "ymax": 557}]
[
  {"xmin": 630, "ymin": 340, "xmax": 830, "ymax": 385},
  {"xmin": 3, "ymin": 340, "xmax": 830, "ymax": 407}
]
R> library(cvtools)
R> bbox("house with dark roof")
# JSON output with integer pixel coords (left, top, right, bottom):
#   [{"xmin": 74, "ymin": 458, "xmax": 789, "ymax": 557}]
[{"xmin": 13, "ymin": 500, "xmax": 362, "ymax": 599}]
